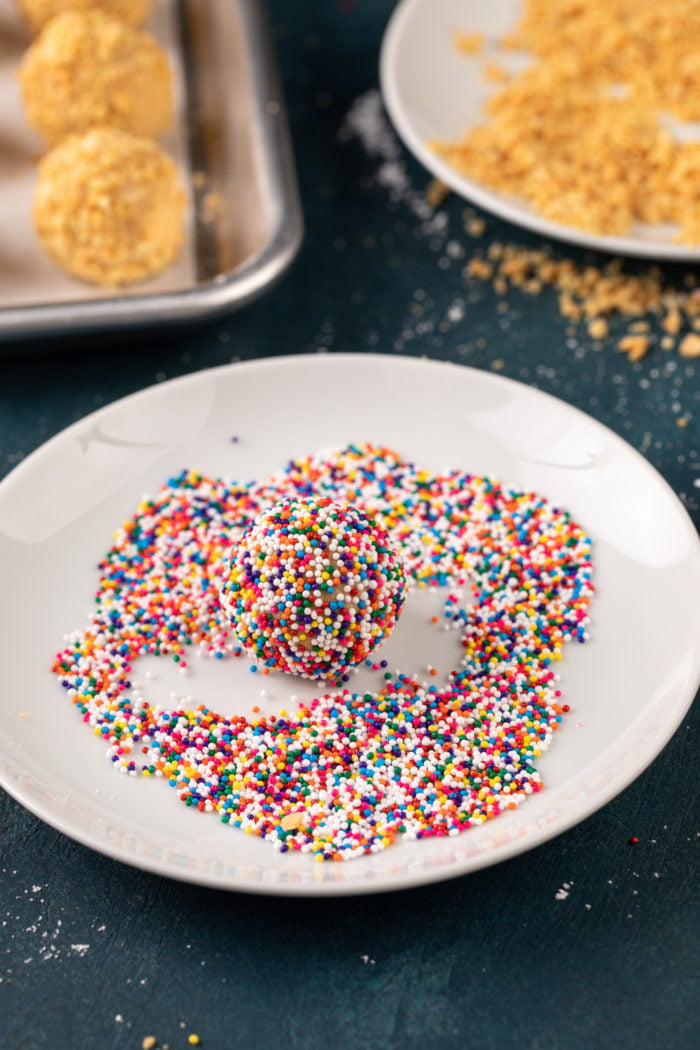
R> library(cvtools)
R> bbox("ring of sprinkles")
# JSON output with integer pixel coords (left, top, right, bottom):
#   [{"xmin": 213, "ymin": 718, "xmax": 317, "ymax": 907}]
[
  {"xmin": 219, "ymin": 496, "xmax": 406, "ymax": 680},
  {"xmin": 52, "ymin": 444, "xmax": 593, "ymax": 861}
]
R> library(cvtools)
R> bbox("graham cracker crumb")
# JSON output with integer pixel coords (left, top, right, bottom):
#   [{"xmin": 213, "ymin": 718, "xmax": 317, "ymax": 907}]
[
  {"xmin": 618, "ymin": 335, "xmax": 649, "ymax": 361},
  {"xmin": 679, "ymin": 333, "xmax": 700, "ymax": 358},
  {"xmin": 466, "ymin": 257, "xmax": 494, "ymax": 280},
  {"xmin": 463, "ymin": 210, "xmax": 487, "ymax": 237},
  {"xmin": 483, "ymin": 62, "xmax": 511, "ymax": 84},
  {"xmin": 281, "ymin": 812, "xmax": 303, "ymax": 832},
  {"xmin": 661, "ymin": 308, "xmax": 682, "ymax": 334},
  {"xmin": 200, "ymin": 190, "xmax": 222, "ymax": 224},
  {"xmin": 588, "ymin": 318, "xmax": 609, "ymax": 340},
  {"xmin": 425, "ymin": 178, "xmax": 450, "ymax": 209},
  {"xmin": 454, "ymin": 31, "xmax": 484, "ymax": 56}
]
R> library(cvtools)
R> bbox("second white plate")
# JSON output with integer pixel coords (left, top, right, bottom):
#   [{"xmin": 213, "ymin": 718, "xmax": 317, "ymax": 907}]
[{"xmin": 380, "ymin": 0, "xmax": 700, "ymax": 261}]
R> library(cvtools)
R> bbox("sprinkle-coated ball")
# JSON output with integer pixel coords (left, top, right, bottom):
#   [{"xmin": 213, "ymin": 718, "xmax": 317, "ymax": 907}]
[{"xmin": 218, "ymin": 496, "xmax": 407, "ymax": 679}]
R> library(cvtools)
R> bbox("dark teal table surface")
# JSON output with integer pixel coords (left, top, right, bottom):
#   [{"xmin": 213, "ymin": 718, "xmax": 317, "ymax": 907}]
[{"xmin": 1, "ymin": 3, "xmax": 698, "ymax": 1049}]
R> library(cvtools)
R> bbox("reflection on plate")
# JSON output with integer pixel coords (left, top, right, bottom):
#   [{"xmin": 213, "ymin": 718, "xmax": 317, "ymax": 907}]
[
  {"xmin": 0, "ymin": 354, "xmax": 698, "ymax": 895},
  {"xmin": 380, "ymin": 0, "xmax": 700, "ymax": 261}
]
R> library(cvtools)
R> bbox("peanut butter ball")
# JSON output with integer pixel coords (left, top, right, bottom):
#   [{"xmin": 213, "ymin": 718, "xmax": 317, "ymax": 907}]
[
  {"xmin": 19, "ymin": 10, "xmax": 173, "ymax": 146},
  {"xmin": 34, "ymin": 128, "xmax": 186, "ymax": 286}
]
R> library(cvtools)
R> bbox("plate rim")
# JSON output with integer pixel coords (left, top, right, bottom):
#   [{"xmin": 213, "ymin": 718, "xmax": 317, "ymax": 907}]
[
  {"xmin": 1, "ymin": 352, "xmax": 699, "ymax": 896},
  {"xmin": 380, "ymin": 0, "xmax": 700, "ymax": 263}
]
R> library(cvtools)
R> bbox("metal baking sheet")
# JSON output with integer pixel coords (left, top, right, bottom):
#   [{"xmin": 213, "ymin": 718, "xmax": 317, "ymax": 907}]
[{"xmin": 0, "ymin": 0, "xmax": 302, "ymax": 341}]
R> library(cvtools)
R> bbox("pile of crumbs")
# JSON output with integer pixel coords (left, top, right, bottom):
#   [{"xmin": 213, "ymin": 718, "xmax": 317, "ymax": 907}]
[
  {"xmin": 463, "ymin": 238, "xmax": 700, "ymax": 363},
  {"xmin": 342, "ymin": 92, "xmax": 699, "ymax": 366},
  {"xmin": 433, "ymin": 0, "xmax": 700, "ymax": 243},
  {"xmin": 52, "ymin": 443, "xmax": 593, "ymax": 862}
]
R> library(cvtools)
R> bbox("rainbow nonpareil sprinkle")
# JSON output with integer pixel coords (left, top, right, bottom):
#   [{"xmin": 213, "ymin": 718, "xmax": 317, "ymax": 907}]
[{"xmin": 52, "ymin": 444, "xmax": 593, "ymax": 861}]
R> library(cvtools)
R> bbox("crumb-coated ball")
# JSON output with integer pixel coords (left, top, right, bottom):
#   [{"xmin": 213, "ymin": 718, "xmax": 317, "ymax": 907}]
[
  {"xmin": 219, "ymin": 496, "xmax": 407, "ymax": 681},
  {"xmin": 18, "ymin": 11, "xmax": 173, "ymax": 146},
  {"xmin": 16, "ymin": 0, "xmax": 153, "ymax": 33},
  {"xmin": 34, "ymin": 127, "xmax": 186, "ymax": 286}
]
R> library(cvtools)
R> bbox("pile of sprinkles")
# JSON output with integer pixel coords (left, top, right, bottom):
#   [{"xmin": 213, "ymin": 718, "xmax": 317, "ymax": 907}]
[
  {"xmin": 52, "ymin": 444, "xmax": 593, "ymax": 861},
  {"xmin": 219, "ymin": 496, "xmax": 406, "ymax": 680}
]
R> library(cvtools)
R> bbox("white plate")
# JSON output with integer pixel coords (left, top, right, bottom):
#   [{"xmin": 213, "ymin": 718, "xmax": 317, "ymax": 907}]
[
  {"xmin": 380, "ymin": 0, "xmax": 700, "ymax": 261},
  {"xmin": 0, "ymin": 354, "xmax": 698, "ymax": 895}
]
